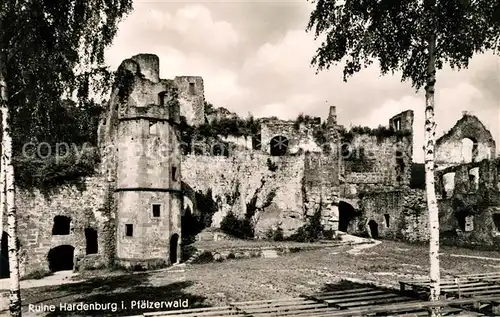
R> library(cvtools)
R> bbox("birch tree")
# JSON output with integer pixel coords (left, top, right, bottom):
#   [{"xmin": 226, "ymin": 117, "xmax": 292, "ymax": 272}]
[
  {"xmin": 0, "ymin": 1, "xmax": 133, "ymax": 316},
  {"xmin": 306, "ymin": 0, "xmax": 500, "ymax": 316}
]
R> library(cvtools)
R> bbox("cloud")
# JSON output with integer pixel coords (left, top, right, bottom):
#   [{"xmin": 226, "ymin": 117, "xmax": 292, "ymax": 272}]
[
  {"xmin": 361, "ymin": 81, "xmax": 498, "ymax": 163},
  {"xmin": 105, "ymin": 2, "xmax": 499, "ymax": 162},
  {"xmin": 105, "ymin": 3, "xmax": 240, "ymax": 70},
  {"xmin": 172, "ymin": 5, "xmax": 239, "ymax": 51}
]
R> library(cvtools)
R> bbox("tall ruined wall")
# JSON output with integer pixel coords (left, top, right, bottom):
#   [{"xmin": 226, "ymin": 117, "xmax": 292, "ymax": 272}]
[
  {"xmin": 354, "ymin": 189, "xmax": 428, "ymax": 241},
  {"xmin": 260, "ymin": 119, "xmax": 325, "ymax": 154},
  {"xmin": 435, "ymin": 113, "xmax": 496, "ymax": 170},
  {"xmin": 182, "ymin": 153, "xmax": 307, "ymax": 237},
  {"xmin": 340, "ymin": 110, "xmax": 413, "ymax": 193},
  {"xmin": 13, "ymin": 177, "xmax": 113, "ymax": 277},
  {"xmin": 436, "ymin": 158, "xmax": 500, "ymax": 247},
  {"xmin": 303, "ymin": 153, "xmax": 340, "ymax": 231},
  {"xmin": 174, "ymin": 76, "xmax": 205, "ymax": 126},
  {"xmin": 340, "ymin": 133, "xmax": 412, "ymax": 194}
]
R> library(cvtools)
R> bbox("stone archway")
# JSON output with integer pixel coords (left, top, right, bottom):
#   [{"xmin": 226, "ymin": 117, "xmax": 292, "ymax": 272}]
[
  {"xmin": 338, "ymin": 201, "xmax": 358, "ymax": 232},
  {"xmin": 169, "ymin": 233, "xmax": 179, "ymax": 265},
  {"xmin": 48, "ymin": 245, "xmax": 74, "ymax": 272}
]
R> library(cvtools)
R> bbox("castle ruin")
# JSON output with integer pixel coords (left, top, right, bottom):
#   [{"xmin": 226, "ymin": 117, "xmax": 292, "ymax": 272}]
[{"xmin": 1, "ymin": 54, "xmax": 498, "ymax": 278}]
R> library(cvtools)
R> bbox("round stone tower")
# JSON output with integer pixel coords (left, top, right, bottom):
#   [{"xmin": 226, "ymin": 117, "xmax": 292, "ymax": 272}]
[{"xmin": 111, "ymin": 54, "xmax": 182, "ymax": 268}]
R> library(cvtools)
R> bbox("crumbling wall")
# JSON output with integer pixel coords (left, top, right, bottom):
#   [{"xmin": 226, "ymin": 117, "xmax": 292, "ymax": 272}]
[
  {"xmin": 15, "ymin": 177, "xmax": 112, "ymax": 277},
  {"xmin": 435, "ymin": 113, "xmax": 496, "ymax": 170},
  {"xmin": 355, "ymin": 189, "xmax": 427, "ymax": 241},
  {"xmin": 174, "ymin": 76, "xmax": 205, "ymax": 126},
  {"xmin": 340, "ymin": 111, "xmax": 413, "ymax": 191},
  {"xmin": 182, "ymin": 153, "xmax": 306, "ymax": 237},
  {"xmin": 303, "ymin": 152, "xmax": 340, "ymax": 231},
  {"xmin": 260, "ymin": 119, "xmax": 325, "ymax": 155},
  {"xmin": 436, "ymin": 158, "xmax": 500, "ymax": 247}
]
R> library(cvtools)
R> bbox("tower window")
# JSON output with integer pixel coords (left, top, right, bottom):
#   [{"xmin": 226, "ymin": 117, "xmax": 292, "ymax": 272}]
[
  {"xmin": 149, "ymin": 121, "xmax": 158, "ymax": 135},
  {"xmin": 52, "ymin": 216, "xmax": 71, "ymax": 235},
  {"xmin": 152, "ymin": 204, "xmax": 161, "ymax": 217},
  {"xmin": 172, "ymin": 167, "xmax": 178, "ymax": 181},
  {"xmin": 125, "ymin": 224, "xmax": 133, "ymax": 237},
  {"xmin": 189, "ymin": 82, "xmax": 195, "ymax": 95},
  {"xmin": 393, "ymin": 118, "xmax": 401, "ymax": 131}
]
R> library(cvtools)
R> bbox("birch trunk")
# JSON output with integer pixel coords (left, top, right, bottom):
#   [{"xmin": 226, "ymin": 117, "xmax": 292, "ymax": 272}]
[
  {"xmin": 0, "ymin": 52, "xmax": 22, "ymax": 317},
  {"xmin": 0, "ymin": 121, "xmax": 4, "ymax": 237},
  {"xmin": 424, "ymin": 32, "xmax": 441, "ymax": 317}
]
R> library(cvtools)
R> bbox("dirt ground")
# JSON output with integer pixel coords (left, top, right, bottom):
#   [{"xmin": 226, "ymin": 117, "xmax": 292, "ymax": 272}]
[{"xmin": 2, "ymin": 240, "xmax": 500, "ymax": 317}]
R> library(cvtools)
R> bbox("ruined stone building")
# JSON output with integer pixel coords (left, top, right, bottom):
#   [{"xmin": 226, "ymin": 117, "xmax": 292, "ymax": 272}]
[{"xmin": 1, "ymin": 53, "xmax": 497, "ymax": 278}]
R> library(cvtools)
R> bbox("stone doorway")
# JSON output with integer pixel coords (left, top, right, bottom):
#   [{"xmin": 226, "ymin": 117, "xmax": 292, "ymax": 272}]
[
  {"xmin": 169, "ymin": 233, "xmax": 179, "ymax": 265},
  {"xmin": 48, "ymin": 245, "xmax": 74, "ymax": 272},
  {"xmin": 338, "ymin": 201, "xmax": 357, "ymax": 232},
  {"xmin": 368, "ymin": 220, "xmax": 379, "ymax": 239}
]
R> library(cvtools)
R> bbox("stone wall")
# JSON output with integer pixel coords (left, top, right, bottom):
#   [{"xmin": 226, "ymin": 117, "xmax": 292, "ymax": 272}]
[
  {"xmin": 342, "ymin": 133, "xmax": 412, "ymax": 188},
  {"xmin": 354, "ymin": 189, "xmax": 427, "ymax": 241},
  {"xmin": 435, "ymin": 113, "xmax": 496, "ymax": 170},
  {"xmin": 174, "ymin": 76, "xmax": 205, "ymax": 126},
  {"xmin": 182, "ymin": 153, "xmax": 306, "ymax": 237},
  {"xmin": 260, "ymin": 119, "xmax": 325, "ymax": 155},
  {"xmin": 436, "ymin": 158, "xmax": 500, "ymax": 247},
  {"xmin": 12, "ymin": 177, "xmax": 112, "ymax": 277}
]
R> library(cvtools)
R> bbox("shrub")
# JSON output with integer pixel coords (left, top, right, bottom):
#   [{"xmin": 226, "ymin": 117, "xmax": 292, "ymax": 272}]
[
  {"xmin": 287, "ymin": 208, "xmax": 324, "ymax": 242},
  {"xmin": 20, "ymin": 269, "xmax": 52, "ymax": 281},
  {"xmin": 265, "ymin": 226, "xmax": 284, "ymax": 241},
  {"xmin": 193, "ymin": 251, "xmax": 214, "ymax": 264},
  {"xmin": 220, "ymin": 211, "xmax": 254, "ymax": 239}
]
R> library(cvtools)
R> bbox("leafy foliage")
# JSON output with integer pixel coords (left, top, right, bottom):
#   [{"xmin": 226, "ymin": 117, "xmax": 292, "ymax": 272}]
[
  {"xmin": 288, "ymin": 207, "xmax": 324, "ymax": 242},
  {"xmin": 293, "ymin": 113, "xmax": 319, "ymax": 130},
  {"xmin": 306, "ymin": 0, "xmax": 500, "ymax": 89},
  {"xmin": 0, "ymin": 0, "xmax": 133, "ymax": 186},
  {"xmin": 220, "ymin": 211, "xmax": 255, "ymax": 239},
  {"xmin": 340, "ymin": 125, "xmax": 411, "ymax": 144},
  {"xmin": 11, "ymin": 99, "xmax": 102, "ymax": 190},
  {"xmin": 265, "ymin": 226, "xmax": 284, "ymax": 241}
]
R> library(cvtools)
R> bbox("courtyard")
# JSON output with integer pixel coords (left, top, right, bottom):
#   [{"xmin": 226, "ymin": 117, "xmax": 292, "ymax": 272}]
[{"xmin": 2, "ymin": 240, "xmax": 499, "ymax": 316}]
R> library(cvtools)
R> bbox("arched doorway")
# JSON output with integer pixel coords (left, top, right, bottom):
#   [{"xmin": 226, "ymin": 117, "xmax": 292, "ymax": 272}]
[
  {"xmin": 270, "ymin": 135, "xmax": 289, "ymax": 156},
  {"xmin": 169, "ymin": 233, "xmax": 179, "ymax": 265},
  {"xmin": 48, "ymin": 245, "xmax": 74, "ymax": 272},
  {"xmin": 1, "ymin": 231, "xmax": 8, "ymax": 278},
  {"xmin": 338, "ymin": 201, "xmax": 358, "ymax": 232},
  {"xmin": 368, "ymin": 220, "xmax": 379, "ymax": 239}
]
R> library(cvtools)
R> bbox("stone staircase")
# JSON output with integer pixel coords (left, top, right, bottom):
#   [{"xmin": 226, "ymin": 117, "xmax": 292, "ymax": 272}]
[{"xmin": 183, "ymin": 249, "xmax": 206, "ymax": 265}]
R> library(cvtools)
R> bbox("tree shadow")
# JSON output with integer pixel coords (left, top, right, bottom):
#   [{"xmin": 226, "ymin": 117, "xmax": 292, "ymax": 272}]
[{"xmin": 18, "ymin": 273, "xmax": 208, "ymax": 316}]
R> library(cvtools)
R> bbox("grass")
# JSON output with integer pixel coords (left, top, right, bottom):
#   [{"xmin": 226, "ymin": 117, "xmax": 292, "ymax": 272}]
[{"xmin": 6, "ymin": 240, "xmax": 500, "ymax": 316}]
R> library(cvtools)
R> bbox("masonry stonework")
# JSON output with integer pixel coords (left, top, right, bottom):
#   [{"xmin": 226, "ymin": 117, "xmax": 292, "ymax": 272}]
[{"xmin": 4, "ymin": 54, "xmax": 500, "ymax": 278}]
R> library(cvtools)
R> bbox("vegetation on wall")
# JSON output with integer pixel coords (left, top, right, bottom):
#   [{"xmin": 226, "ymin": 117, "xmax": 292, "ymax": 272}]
[
  {"xmin": 293, "ymin": 113, "xmax": 320, "ymax": 130},
  {"xmin": 180, "ymin": 103, "xmax": 261, "ymax": 155},
  {"xmin": 220, "ymin": 178, "xmax": 277, "ymax": 239},
  {"xmin": 340, "ymin": 125, "xmax": 411, "ymax": 144},
  {"xmin": 288, "ymin": 207, "xmax": 324, "ymax": 242}
]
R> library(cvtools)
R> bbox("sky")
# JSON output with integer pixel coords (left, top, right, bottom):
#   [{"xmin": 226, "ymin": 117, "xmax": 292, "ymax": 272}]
[{"xmin": 104, "ymin": 0, "xmax": 500, "ymax": 163}]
